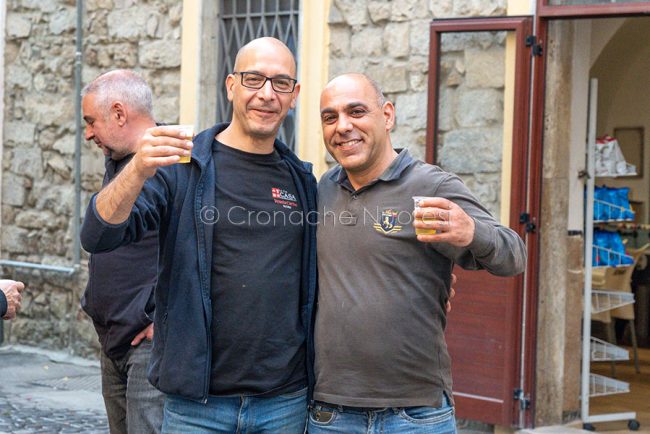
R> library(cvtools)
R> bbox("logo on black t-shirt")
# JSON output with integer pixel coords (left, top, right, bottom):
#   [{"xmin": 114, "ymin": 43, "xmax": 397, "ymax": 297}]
[{"xmin": 272, "ymin": 188, "xmax": 298, "ymax": 208}]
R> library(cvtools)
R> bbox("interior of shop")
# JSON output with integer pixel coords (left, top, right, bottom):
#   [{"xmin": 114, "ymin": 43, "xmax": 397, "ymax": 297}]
[{"xmin": 569, "ymin": 15, "xmax": 650, "ymax": 432}]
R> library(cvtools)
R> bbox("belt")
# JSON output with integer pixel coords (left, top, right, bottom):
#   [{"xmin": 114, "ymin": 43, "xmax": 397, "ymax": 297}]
[{"xmin": 313, "ymin": 401, "xmax": 389, "ymax": 413}]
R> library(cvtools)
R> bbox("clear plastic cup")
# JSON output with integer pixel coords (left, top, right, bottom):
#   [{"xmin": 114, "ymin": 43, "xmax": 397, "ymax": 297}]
[
  {"xmin": 412, "ymin": 196, "xmax": 437, "ymax": 235},
  {"xmin": 169, "ymin": 124, "xmax": 194, "ymax": 163}
]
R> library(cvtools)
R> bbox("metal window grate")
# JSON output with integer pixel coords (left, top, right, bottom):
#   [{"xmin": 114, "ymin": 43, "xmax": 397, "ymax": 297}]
[{"xmin": 216, "ymin": 0, "xmax": 300, "ymax": 149}]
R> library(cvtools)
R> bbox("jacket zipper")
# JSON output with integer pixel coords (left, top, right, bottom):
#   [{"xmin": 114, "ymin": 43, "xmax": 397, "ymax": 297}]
[{"xmin": 194, "ymin": 163, "xmax": 211, "ymax": 404}]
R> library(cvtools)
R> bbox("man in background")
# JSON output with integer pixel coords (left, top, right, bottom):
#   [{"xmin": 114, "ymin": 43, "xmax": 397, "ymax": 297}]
[{"xmin": 81, "ymin": 70, "xmax": 164, "ymax": 434}]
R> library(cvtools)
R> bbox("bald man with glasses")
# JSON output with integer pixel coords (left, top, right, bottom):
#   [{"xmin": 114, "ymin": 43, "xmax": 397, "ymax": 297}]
[{"xmin": 82, "ymin": 37, "xmax": 316, "ymax": 433}]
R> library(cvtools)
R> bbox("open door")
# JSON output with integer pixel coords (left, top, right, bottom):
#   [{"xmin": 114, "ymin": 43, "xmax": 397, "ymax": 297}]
[{"xmin": 426, "ymin": 17, "xmax": 536, "ymax": 428}]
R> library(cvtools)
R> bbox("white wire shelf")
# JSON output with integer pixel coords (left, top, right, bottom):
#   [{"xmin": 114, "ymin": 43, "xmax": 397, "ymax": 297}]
[
  {"xmin": 589, "ymin": 373, "xmax": 630, "ymax": 397},
  {"xmin": 592, "ymin": 245, "xmax": 634, "ymax": 268},
  {"xmin": 595, "ymin": 168, "xmax": 638, "ymax": 178},
  {"xmin": 593, "ymin": 199, "xmax": 635, "ymax": 223},
  {"xmin": 590, "ymin": 337, "xmax": 629, "ymax": 362},
  {"xmin": 591, "ymin": 290, "xmax": 635, "ymax": 314}
]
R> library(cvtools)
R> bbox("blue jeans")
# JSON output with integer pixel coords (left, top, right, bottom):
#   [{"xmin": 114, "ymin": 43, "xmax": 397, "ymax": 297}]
[
  {"xmin": 100, "ymin": 340, "xmax": 165, "ymax": 434},
  {"xmin": 307, "ymin": 394, "xmax": 456, "ymax": 434},
  {"xmin": 162, "ymin": 387, "xmax": 308, "ymax": 433}
]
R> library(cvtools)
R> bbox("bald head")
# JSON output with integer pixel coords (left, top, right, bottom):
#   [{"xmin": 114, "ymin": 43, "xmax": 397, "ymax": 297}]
[
  {"xmin": 323, "ymin": 73, "xmax": 386, "ymax": 108},
  {"xmin": 234, "ymin": 37, "xmax": 297, "ymax": 77},
  {"xmin": 82, "ymin": 69, "xmax": 153, "ymax": 118}
]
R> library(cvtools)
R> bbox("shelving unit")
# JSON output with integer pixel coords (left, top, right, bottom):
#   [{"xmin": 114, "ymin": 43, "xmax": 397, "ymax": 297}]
[
  {"xmin": 590, "ymin": 337, "xmax": 630, "ymax": 362},
  {"xmin": 594, "ymin": 199, "xmax": 635, "ymax": 223},
  {"xmin": 592, "ymin": 246, "xmax": 634, "ymax": 268},
  {"xmin": 591, "ymin": 290, "xmax": 635, "ymax": 314},
  {"xmin": 589, "ymin": 374, "xmax": 631, "ymax": 397},
  {"xmin": 581, "ymin": 79, "xmax": 639, "ymax": 432}
]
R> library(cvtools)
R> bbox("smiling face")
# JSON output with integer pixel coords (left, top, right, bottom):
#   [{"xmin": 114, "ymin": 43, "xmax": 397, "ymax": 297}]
[
  {"xmin": 320, "ymin": 74, "xmax": 396, "ymax": 187},
  {"xmin": 226, "ymin": 38, "xmax": 300, "ymax": 143},
  {"xmin": 82, "ymin": 93, "xmax": 130, "ymax": 160}
]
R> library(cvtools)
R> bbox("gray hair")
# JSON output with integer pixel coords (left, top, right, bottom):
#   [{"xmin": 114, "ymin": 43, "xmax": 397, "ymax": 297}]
[{"xmin": 82, "ymin": 69, "xmax": 153, "ymax": 118}]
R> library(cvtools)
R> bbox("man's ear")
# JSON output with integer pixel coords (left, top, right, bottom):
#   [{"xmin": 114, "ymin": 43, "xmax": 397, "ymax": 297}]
[
  {"xmin": 112, "ymin": 101, "xmax": 127, "ymax": 126},
  {"xmin": 289, "ymin": 82, "xmax": 300, "ymax": 109},
  {"xmin": 225, "ymin": 74, "xmax": 235, "ymax": 102},
  {"xmin": 383, "ymin": 101, "xmax": 395, "ymax": 131}
]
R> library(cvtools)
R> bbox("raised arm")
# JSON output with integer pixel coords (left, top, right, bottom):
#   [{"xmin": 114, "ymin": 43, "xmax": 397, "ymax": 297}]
[
  {"xmin": 96, "ymin": 126, "xmax": 193, "ymax": 224},
  {"xmin": 81, "ymin": 126, "xmax": 192, "ymax": 253}
]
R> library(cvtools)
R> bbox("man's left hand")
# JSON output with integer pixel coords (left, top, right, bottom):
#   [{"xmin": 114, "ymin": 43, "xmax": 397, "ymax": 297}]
[
  {"xmin": 131, "ymin": 323, "xmax": 154, "ymax": 346},
  {"xmin": 414, "ymin": 197, "xmax": 475, "ymax": 247},
  {"xmin": 446, "ymin": 273, "xmax": 457, "ymax": 313}
]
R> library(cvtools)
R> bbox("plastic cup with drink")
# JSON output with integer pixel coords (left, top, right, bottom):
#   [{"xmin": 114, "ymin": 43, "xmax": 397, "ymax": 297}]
[
  {"xmin": 168, "ymin": 124, "xmax": 194, "ymax": 163},
  {"xmin": 412, "ymin": 196, "xmax": 437, "ymax": 235}
]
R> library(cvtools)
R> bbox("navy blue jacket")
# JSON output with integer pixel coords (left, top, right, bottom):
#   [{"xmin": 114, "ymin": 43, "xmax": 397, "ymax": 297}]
[
  {"xmin": 0, "ymin": 290, "xmax": 7, "ymax": 318},
  {"xmin": 80, "ymin": 123, "xmax": 318, "ymax": 402}
]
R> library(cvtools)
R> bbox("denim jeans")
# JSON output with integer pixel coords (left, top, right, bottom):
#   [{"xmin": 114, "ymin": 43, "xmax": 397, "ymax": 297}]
[
  {"xmin": 162, "ymin": 387, "xmax": 308, "ymax": 434},
  {"xmin": 100, "ymin": 340, "xmax": 165, "ymax": 434},
  {"xmin": 307, "ymin": 394, "xmax": 456, "ymax": 434}
]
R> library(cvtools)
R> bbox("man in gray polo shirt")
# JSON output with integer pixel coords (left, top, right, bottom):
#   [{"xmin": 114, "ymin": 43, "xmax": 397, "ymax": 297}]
[{"xmin": 309, "ymin": 73, "xmax": 527, "ymax": 433}]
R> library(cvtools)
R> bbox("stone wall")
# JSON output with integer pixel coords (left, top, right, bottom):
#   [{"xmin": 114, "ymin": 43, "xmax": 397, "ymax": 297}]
[
  {"xmin": 328, "ymin": 0, "xmax": 506, "ymax": 219},
  {"xmin": 1, "ymin": 0, "xmax": 181, "ymax": 357}
]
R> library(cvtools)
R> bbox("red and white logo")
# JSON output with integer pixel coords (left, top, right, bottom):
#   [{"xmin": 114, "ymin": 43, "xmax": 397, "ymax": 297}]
[{"xmin": 272, "ymin": 188, "xmax": 298, "ymax": 208}]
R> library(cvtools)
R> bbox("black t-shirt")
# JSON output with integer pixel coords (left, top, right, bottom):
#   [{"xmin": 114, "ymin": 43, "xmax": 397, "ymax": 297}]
[
  {"xmin": 209, "ymin": 140, "xmax": 306, "ymax": 396},
  {"xmin": 82, "ymin": 155, "xmax": 157, "ymax": 359}
]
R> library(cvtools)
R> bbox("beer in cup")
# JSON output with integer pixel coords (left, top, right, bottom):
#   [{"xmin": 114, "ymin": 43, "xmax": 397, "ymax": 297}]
[
  {"xmin": 169, "ymin": 124, "xmax": 194, "ymax": 163},
  {"xmin": 412, "ymin": 196, "xmax": 437, "ymax": 235}
]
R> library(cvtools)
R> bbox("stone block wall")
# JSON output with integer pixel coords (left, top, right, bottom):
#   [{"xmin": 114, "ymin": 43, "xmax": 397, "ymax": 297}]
[
  {"xmin": 328, "ymin": 0, "xmax": 506, "ymax": 219},
  {"xmin": 1, "ymin": 0, "xmax": 181, "ymax": 357}
]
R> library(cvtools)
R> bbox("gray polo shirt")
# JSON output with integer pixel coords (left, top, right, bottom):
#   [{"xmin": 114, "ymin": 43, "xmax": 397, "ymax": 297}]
[{"xmin": 314, "ymin": 149, "xmax": 526, "ymax": 408}]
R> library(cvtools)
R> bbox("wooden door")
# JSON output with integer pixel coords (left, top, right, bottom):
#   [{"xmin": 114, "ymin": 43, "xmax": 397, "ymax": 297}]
[{"xmin": 426, "ymin": 17, "xmax": 536, "ymax": 428}]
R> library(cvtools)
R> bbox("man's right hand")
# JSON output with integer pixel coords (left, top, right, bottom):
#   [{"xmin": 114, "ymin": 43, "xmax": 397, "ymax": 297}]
[
  {"xmin": 132, "ymin": 126, "xmax": 194, "ymax": 179},
  {"xmin": 0, "ymin": 280, "xmax": 25, "ymax": 320},
  {"xmin": 95, "ymin": 126, "xmax": 193, "ymax": 225}
]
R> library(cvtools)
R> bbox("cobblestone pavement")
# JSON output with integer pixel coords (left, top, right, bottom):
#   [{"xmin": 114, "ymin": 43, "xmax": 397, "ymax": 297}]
[
  {"xmin": 0, "ymin": 346, "xmax": 501, "ymax": 434},
  {"xmin": 0, "ymin": 345, "xmax": 108, "ymax": 434},
  {"xmin": 0, "ymin": 396, "xmax": 108, "ymax": 434}
]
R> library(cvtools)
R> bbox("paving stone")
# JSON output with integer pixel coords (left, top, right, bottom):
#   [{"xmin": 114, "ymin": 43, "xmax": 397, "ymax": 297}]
[{"xmin": 0, "ymin": 396, "xmax": 108, "ymax": 433}]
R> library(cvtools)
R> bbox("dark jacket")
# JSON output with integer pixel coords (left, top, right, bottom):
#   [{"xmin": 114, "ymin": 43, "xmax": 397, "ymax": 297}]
[
  {"xmin": 0, "ymin": 290, "xmax": 7, "ymax": 318},
  {"xmin": 81, "ymin": 155, "xmax": 158, "ymax": 360},
  {"xmin": 80, "ymin": 123, "xmax": 318, "ymax": 402}
]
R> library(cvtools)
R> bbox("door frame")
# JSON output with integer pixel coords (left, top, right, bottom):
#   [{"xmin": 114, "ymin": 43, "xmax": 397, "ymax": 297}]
[
  {"xmin": 529, "ymin": 0, "xmax": 650, "ymax": 427},
  {"xmin": 538, "ymin": 0, "xmax": 650, "ymax": 18},
  {"xmin": 426, "ymin": 16, "xmax": 538, "ymax": 428}
]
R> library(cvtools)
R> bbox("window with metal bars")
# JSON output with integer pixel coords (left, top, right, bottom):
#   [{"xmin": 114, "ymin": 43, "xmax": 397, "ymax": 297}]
[{"xmin": 216, "ymin": 0, "xmax": 300, "ymax": 150}]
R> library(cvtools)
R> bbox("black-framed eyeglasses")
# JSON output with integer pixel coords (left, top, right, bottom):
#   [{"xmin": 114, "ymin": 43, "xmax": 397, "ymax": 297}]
[{"xmin": 233, "ymin": 71, "xmax": 297, "ymax": 93}]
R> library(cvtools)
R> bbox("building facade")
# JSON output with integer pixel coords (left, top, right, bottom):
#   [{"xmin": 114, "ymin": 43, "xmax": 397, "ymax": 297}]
[{"xmin": 2, "ymin": 0, "xmax": 650, "ymax": 430}]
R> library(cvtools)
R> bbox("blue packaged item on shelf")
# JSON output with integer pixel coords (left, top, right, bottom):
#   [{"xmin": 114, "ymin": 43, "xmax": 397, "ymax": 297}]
[
  {"xmin": 593, "ymin": 229, "xmax": 609, "ymax": 266},
  {"xmin": 592, "ymin": 229, "xmax": 633, "ymax": 266},
  {"xmin": 593, "ymin": 186, "xmax": 606, "ymax": 221},
  {"xmin": 605, "ymin": 187, "xmax": 622, "ymax": 220},
  {"xmin": 592, "ymin": 185, "xmax": 634, "ymax": 222},
  {"xmin": 616, "ymin": 187, "xmax": 635, "ymax": 221}
]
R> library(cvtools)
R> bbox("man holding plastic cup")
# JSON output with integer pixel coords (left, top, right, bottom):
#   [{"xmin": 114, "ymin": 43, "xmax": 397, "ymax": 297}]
[
  {"xmin": 81, "ymin": 38, "xmax": 316, "ymax": 433},
  {"xmin": 310, "ymin": 73, "xmax": 527, "ymax": 433}
]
